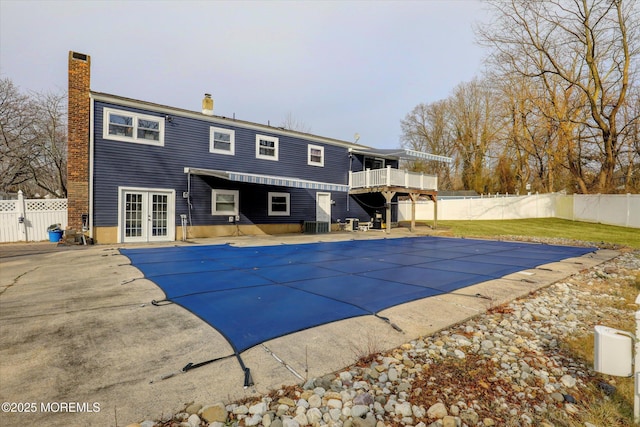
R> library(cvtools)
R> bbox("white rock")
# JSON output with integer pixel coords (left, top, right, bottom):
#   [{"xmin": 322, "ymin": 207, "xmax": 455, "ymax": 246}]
[
  {"xmin": 313, "ymin": 387, "xmax": 326, "ymax": 397},
  {"xmin": 329, "ymin": 408, "xmax": 342, "ymax": 421},
  {"xmin": 306, "ymin": 407, "xmax": 323, "ymax": 424},
  {"xmin": 351, "ymin": 405, "xmax": 369, "ymax": 417},
  {"xmin": 249, "ymin": 401, "xmax": 267, "ymax": 415},
  {"xmin": 340, "ymin": 371, "xmax": 353, "ymax": 382},
  {"xmin": 561, "ymin": 375, "xmax": 577, "ymax": 388},
  {"xmin": 412, "ymin": 404, "xmax": 426, "ymax": 418},
  {"xmin": 283, "ymin": 418, "xmax": 301, "ymax": 427},
  {"xmin": 308, "ymin": 394, "xmax": 322, "ymax": 408},
  {"xmin": 427, "ymin": 402, "xmax": 448, "ymax": 419},
  {"xmin": 327, "ymin": 399, "xmax": 342, "ymax": 409},
  {"xmin": 233, "ymin": 405, "xmax": 249, "ymax": 415},
  {"xmin": 293, "ymin": 413, "xmax": 308, "ymax": 425},
  {"xmin": 388, "ymin": 368, "xmax": 399, "ymax": 382},
  {"xmin": 187, "ymin": 413, "xmax": 200, "ymax": 427},
  {"xmin": 395, "ymin": 402, "xmax": 413, "ymax": 417}
]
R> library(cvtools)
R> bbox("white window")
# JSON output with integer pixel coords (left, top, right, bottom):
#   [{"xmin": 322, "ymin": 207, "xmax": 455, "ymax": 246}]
[
  {"xmin": 210, "ymin": 127, "xmax": 235, "ymax": 155},
  {"xmin": 256, "ymin": 135, "xmax": 279, "ymax": 161},
  {"xmin": 268, "ymin": 192, "xmax": 290, "ymax": 216},
  {"xmin": 212, "ymin": 189, "xmax": 239, "ymax": 216},
  {"xmin": 308, "ymin": 144, "xmax": 324, "ymax": 167},
  {"xmin": 103, "ymin": 107, "xmax": 164, "ymax": 146}
]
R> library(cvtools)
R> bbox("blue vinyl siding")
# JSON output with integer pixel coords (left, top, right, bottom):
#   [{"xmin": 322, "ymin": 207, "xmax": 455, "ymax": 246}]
[{"xmin": 92, "ymin": 101, "xmax": 368, "ymax": 227}]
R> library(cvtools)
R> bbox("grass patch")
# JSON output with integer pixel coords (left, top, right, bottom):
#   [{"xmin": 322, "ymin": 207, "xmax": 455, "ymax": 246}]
[{"xmin": 433, "ymin": 218, "xmax": 640, "ymax": 249}]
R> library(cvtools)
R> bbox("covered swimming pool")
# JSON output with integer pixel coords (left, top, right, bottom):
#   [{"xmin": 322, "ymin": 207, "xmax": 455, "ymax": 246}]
[{"xmin": 120, "ymin": 236, "xmax": 594, "ymax": 384}]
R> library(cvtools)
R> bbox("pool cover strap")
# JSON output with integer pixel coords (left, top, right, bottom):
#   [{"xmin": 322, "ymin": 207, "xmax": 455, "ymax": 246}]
[{"xmin": 182, "ymin": 353, "xmax": 253, "ymax": 387}]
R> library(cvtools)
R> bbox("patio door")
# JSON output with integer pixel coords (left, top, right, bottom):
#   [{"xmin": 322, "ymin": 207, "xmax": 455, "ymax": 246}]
[
  {"xmin": 316, "ymin": 192, "xmax": 331, "ymax": 223},
  {"xmin": 119, "ymin": 187, "xmax": 175, "ymax": 243}
]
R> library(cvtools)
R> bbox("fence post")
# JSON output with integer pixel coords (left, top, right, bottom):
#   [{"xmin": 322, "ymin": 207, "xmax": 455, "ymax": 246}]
[{"xmin": 17, "ymin": 190, "xmax": 27, "ymax": 241}]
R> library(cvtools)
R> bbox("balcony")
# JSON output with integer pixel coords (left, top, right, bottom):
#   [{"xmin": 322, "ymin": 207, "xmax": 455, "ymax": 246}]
[{"xmin": 349, "ymin": 166, "xmax": 438, "ymax": 192}]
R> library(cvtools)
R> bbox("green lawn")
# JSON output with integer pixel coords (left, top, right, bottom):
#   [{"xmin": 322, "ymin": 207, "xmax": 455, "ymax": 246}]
[{"xmin": 432, "ymin": 218, "xmax": 640, "ymax": 249}]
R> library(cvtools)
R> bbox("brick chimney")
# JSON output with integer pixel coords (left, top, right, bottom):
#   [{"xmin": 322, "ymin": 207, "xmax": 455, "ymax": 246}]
[{"xmin": 67, "ymin": 51, "xmax": 91, "ymax": 233}]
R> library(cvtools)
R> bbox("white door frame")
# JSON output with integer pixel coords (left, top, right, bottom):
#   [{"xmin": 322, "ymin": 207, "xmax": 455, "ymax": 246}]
[
  {"xmin": 316, "ymin": 192, "xmax": 331, "ymax": 223},
  {"xmin": 117, "ymin": 186, "xmax": 175, "ymax": 243}
]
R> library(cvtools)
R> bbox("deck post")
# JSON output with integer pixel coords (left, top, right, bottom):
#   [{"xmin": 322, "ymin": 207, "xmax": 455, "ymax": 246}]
[
  {"xmin": 409, "ymin": 193, "xmax": 419, "ymax": 232},
  {"xmin": 382, "ymin": 190, "xmax": 395, "ymax": 234},
  {"xmin": 433, "ymin": 195, "xmax": 438, "ymax": 229}
]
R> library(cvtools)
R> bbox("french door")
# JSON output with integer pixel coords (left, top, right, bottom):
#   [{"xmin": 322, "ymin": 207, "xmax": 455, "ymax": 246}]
[{"xmin": 119, "ymin": 188, "xmax": 175, "ymax": 243}]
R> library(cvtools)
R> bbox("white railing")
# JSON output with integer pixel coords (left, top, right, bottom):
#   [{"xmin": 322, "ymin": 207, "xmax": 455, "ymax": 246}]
[
  {"xmin": 349, "ymin": 166, "xmax": 438, "ymax": 191},
  {"xmin": 0, "ymin": 190, "xmax": 67, "ymax": 242}
]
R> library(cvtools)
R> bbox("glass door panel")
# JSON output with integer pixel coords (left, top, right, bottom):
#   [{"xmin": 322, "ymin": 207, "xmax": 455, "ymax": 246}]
[
  {"xmin": 124, "ymin": 192, "xmax": 144, "ymax": 240},
  {"xmin": 150, "ymin": 193, "xmax": 168, "ymax": 239}
]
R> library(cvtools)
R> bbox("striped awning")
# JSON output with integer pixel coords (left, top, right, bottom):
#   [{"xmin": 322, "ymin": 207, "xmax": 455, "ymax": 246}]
[
  {"xmin": 184, "ymin": 167, "xmax": 349, "ymax": 192},
  {"xmin": 350, "ymin": 148, "xmax": 452, "ymax": 164}
]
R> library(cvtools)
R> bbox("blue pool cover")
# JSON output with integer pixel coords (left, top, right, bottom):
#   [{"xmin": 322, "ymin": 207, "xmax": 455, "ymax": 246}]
[{"xmin": 120, "ymin": 237, "xmax": 594, "ymax": 354}]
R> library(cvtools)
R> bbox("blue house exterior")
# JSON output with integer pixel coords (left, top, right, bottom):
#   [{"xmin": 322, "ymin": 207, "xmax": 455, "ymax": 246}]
[{"xmin": 68, "ymin": 52, "xmax": 445, "ymax": 244}]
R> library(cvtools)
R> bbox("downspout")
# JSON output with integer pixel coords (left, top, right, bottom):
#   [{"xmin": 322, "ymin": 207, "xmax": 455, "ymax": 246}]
[
  {"xmin": 347, "ymin": 148, "xmax": 353, "ymax": 211},
  {"xmin": 187, "ymin": 171, "xmax": 193, "ymax": 228},
  {"xmin": 88, "ymin": 96, "xmax": 95, "ymax": 240}
]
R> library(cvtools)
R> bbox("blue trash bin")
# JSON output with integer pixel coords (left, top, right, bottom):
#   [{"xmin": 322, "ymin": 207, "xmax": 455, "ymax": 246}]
[{"xmin": 48, "ymin": 230, "xmax": 63, "ymax": 242}]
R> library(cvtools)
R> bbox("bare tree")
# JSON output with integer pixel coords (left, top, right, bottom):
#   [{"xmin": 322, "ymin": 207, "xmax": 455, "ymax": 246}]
[
  {"xmin": 280, "ymin": 112, "xmax": 312, "ymax": 134},
  {"xmin": 449, "ymin": 79, "xmax": 502, "ymax": 194},
  {"xmin": 479, "ymin": 0, "xmax": 639, "ymax": 193},
  {"xmin": 0, "ymin": 78, "xmax": 67, "ymax": 197},
  {"xmin": 400, "ymin": 100, "xmax": 456, "ymax": 189}
]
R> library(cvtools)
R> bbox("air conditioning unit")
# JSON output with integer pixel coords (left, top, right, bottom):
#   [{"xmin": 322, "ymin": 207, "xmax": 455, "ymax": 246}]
[
  {"xmin": 344, "ymin": 218, "xmax": 359, "ymax": 232},
  {"xmin": 594, "ymin": 325, "xmax": 633, "ymax": 377}
]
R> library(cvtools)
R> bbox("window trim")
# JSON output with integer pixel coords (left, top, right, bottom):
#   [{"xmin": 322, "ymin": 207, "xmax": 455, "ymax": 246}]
[
  {"xmin": 255, "ymin": 135, "xmax": 279, "ymax": 161},
  {"xmin": 308, "ymin": 144, "xmax": 325, "ymax": 167},
  {"xmin": 211, "ymin": 189, "xmax": 239, "ymax": 216},
  {"xmin": 103, "ymin": 107, "xmax": 165, "ymax": 146},
  {"xmin": 209, "ymin": 126, "xmax": 235, "ymax": 155},
  {"xmin": 268, "ymin": 192, "xmax": 290, "ymax": 216}
]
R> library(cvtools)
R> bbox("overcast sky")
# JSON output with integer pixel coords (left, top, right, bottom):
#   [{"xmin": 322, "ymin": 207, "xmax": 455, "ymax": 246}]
[{"xmin": 1, "ymin": 0, "xmax": 490, "ymax": 149}]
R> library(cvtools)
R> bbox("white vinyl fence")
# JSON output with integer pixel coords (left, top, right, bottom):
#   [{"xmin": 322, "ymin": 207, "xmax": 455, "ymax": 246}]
[
  {"xmin": 398, "ymin": 193, "xmax": 640, "ymax": 229},
  {"xmin": 0, "ymin": 191, "xmax": 67, "ymax": 242}
]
